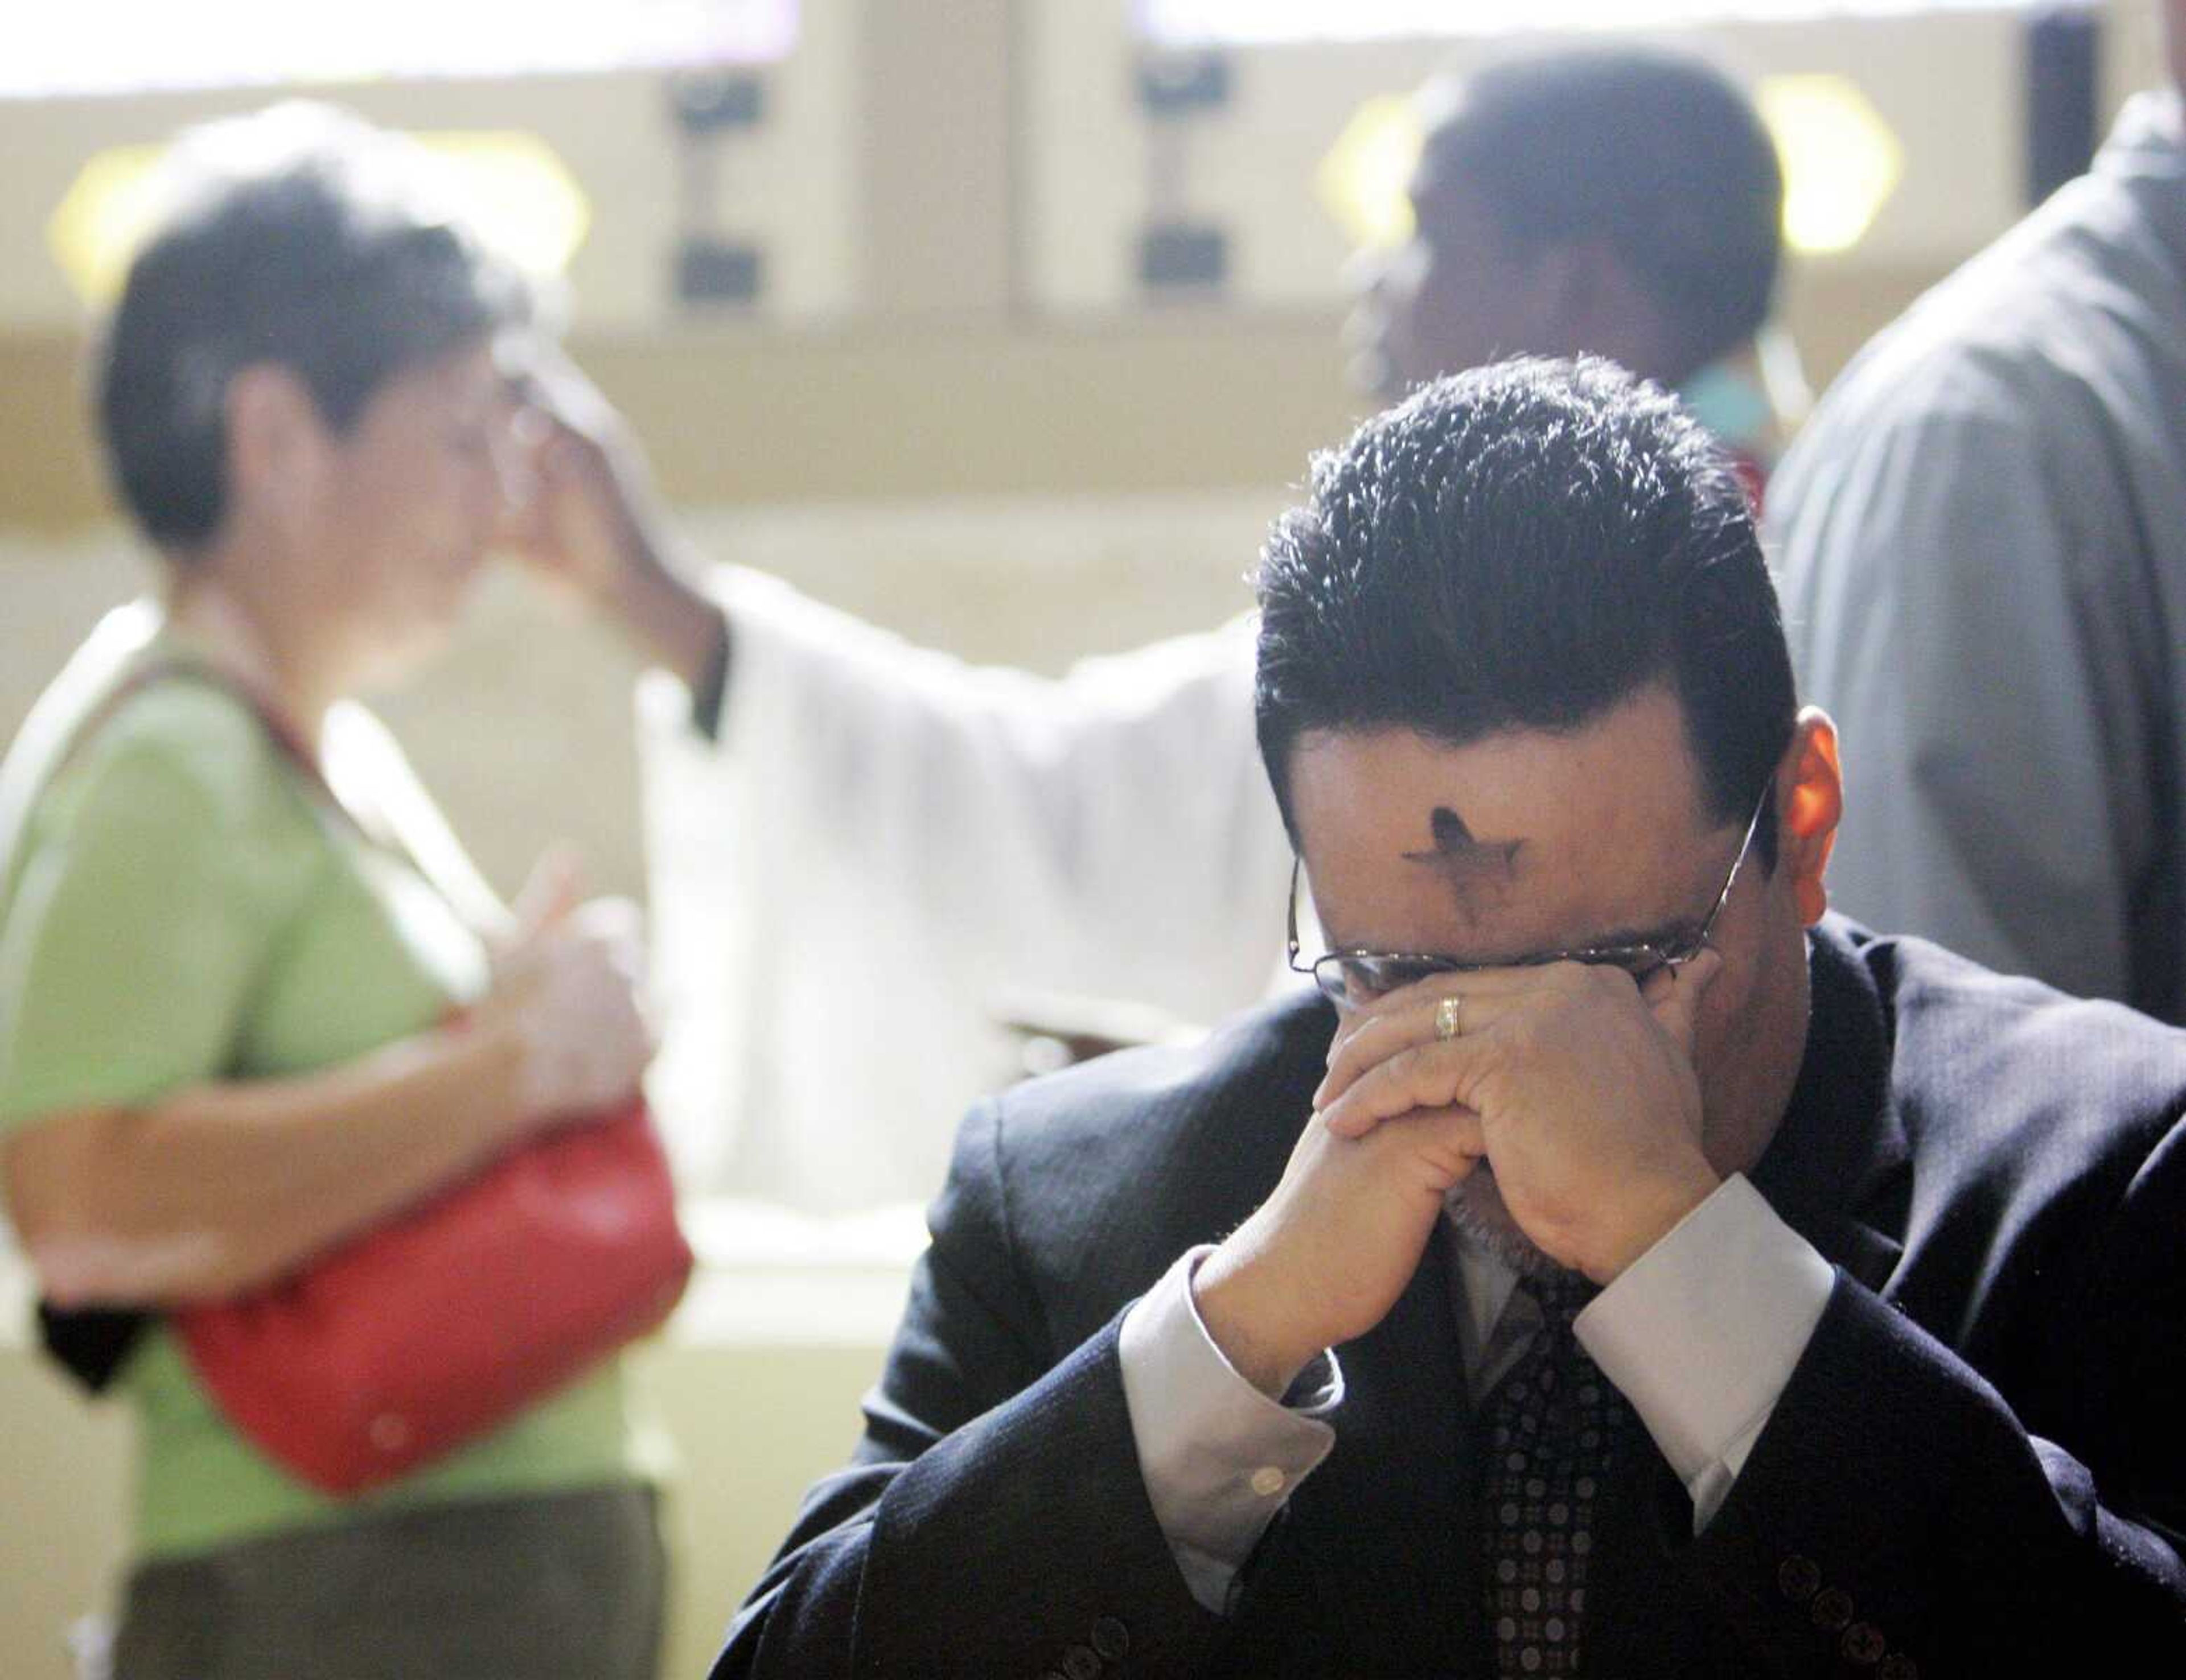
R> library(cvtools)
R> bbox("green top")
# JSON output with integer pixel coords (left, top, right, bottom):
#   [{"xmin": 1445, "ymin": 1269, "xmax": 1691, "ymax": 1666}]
[{"xmin": 0, "ymin": 605, "xmax": 665, "ymax": 1560}]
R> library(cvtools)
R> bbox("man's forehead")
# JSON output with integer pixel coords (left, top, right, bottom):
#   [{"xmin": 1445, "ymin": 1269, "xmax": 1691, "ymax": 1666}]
[
  {"xmin": 1411, "ymin": 78, "xmax": 1473, "ymax": 168},
  {"xmin": 1295, "ymin": 703, "xmax": 1707, "ymax": 817},
  {"xmin": 1290, "ymin": 703, "xmax": 1718, "ymax": 934},
  {"xmin": 1408, "ymin": 85, "xmax": 1489, "ymax": 204},
  {"xmin": 1407, "ymin": 139, "xmax": 1469, "ymax": 219}
]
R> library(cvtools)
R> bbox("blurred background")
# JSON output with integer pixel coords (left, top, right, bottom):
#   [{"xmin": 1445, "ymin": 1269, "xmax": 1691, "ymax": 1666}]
[{"xmin": 0, "ymin": 2, "xmax": 2165, "ymax": 1672}]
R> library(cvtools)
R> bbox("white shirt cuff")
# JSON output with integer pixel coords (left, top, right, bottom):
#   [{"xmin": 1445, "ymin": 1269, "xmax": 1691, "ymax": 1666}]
[
  {"xmin": 1118, "ymin": 1245, "xmax": 1341, "ymax": 1612},
  {"xmin": 1574, "ymin": 1173, "xmax": 1834, "ymax": 1533}
]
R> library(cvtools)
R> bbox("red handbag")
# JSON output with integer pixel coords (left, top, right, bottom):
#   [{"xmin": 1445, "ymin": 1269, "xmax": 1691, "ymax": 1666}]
[{"xmin": 175, "ymin": 1092, "xmax": 691, "ymax": 1496}]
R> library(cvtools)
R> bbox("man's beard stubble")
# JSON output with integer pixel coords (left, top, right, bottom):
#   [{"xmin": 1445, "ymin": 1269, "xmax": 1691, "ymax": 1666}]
[{"xmin": 1444, "ymin": 1166, "xmax": 1569, "ymax": 1280}]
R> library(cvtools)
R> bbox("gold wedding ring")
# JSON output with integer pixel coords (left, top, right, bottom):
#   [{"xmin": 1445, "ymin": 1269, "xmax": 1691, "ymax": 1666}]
[{"xmin": 1433, "ymin": 994, "xmax": 1463, "ymax": 1042}]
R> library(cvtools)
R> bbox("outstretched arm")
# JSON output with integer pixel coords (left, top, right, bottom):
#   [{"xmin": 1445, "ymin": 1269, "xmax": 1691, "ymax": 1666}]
[{"xmin": 501, "ymin": 345, "xmax": 1284, "ymax": 983}]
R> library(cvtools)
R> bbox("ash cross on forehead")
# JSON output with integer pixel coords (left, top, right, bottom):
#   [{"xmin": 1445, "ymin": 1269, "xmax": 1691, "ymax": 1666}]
[{"xmin": 1402, "ymin": 805, "xmax": 1526, "ymax": 906}]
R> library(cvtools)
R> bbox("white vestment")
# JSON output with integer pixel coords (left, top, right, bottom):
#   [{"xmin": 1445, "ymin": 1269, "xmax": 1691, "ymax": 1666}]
[{"xmin": 638, "ymin": 568, "xmax": 1296, "ymax": 1212}]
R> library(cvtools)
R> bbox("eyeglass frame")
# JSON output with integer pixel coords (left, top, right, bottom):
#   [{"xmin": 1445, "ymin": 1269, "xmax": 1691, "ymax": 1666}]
[{"xmin": 1286, "ymin": 779, "xmax": 1774, "ymax": 1007}]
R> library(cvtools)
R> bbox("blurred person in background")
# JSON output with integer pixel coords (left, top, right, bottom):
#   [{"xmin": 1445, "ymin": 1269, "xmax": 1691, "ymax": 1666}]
[
  {"xmin": 1347, "ymin": 49, "xmax": 1793, "ymax": 503},
  {"xmin": 0, "ymin": 106, "xmax": 668, "ymax": 1679},
  {"xmin": 534, "ymin": 46, "xmax": 1791, "ymax": 1217},
  {"xmin": 1770, "ymin": 0, "xmax": 2186, "ymax": 1025}
]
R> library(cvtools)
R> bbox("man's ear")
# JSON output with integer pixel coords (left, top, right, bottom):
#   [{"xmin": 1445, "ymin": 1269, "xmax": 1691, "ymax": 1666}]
[
  {"xmin": 1537, "ymin": 238, "xmax": 1673, "ymax": 381},
  {"xmin": 1526, "ymin": 241, "xmax": 1592, "ymax": 342},
  {"xmin": 1774, "ymin": 707, "xmax": 1843, "ymax": 927},
  {"xmin": 223, "ymin": 364, "xmax": 330, "ymax": 533}
]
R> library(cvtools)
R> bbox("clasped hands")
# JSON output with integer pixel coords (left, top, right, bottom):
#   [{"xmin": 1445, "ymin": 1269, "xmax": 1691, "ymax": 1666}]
[{"xmin": 1194, "ymin": 954, "xmax": 1724, "ymax": 1398}]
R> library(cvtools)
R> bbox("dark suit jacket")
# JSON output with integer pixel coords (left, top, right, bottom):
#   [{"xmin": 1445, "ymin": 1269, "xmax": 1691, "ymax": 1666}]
[{"xmin": 714, "ymin": 919, "xmax": 2186, "ymax": 1677}]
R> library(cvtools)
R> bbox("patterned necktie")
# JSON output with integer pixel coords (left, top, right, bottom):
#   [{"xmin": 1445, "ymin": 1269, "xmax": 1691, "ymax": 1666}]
[{"xmin": 1477, "ymin": 1269, "xmax": 1634, "ymax": 1677}]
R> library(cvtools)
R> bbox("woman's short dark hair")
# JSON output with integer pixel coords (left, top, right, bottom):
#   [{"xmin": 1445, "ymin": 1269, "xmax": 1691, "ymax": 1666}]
[
  {"xmin": 95, "ymin": 103, "xmax": 531, "ymax": 552},
  {"xmin": 1254, "ymin": 357, "xmax": 1795, "ymax": 858},
  {"xmin": 1429, "ymin": 50, "xmax": 1784, "ymax": 381}
]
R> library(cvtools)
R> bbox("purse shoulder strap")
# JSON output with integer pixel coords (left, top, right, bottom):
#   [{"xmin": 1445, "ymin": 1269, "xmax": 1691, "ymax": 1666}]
[{"xmin": 34, "ymin": 654, "xmax": 328, "ymax": 808}]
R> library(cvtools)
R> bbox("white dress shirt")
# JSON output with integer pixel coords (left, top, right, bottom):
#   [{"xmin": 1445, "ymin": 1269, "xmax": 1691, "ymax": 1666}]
[{"xmin": 1118, "ymin": 1173, "xmax": 1834, "ymax": 1613}]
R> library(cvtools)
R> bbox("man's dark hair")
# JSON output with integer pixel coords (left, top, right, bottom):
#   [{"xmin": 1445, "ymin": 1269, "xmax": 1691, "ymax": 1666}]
[
  {"xmin": 96, "ymin": 103, "xmax": 530, "ymax": 553},
  {"xmin": 1427, "ymin": 51, "xmax": 1784, "ymax": 381},
  {"xmin": 1255, "ymin": 357, "xmax": 1795, "ymax": 859}
]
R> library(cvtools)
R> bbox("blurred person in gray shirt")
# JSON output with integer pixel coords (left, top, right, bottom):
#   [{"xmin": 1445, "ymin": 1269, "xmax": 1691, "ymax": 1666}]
[{"xmin": 1770, "ymin": 13, "xmax": 2186, "ymax": 1024}]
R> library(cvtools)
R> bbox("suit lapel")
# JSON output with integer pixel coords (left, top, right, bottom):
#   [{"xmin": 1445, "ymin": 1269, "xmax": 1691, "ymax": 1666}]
[{"xmin": 1272, "ymin": 1217, "xmax": 1489, "ymax": 1674}]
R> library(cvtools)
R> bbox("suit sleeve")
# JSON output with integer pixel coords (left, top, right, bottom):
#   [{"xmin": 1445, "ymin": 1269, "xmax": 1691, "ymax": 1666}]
[
  {"xmin": 710, "ymin": 1099, "xmax": 1228, "ymax": 1679},
  {"xmin": 1663, "ymin": 1122, "xmax": 2186, "ymax": 1674}
]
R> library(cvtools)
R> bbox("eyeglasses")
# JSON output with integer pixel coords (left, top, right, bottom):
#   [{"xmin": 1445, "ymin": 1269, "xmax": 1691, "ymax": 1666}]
[{"xmin": 1287, "ymin": 781, "xmax": 1773, "ymax": 1007}]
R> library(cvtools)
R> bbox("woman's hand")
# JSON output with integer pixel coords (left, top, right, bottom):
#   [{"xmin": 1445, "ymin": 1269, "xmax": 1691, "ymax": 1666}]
[{"xmin": 476, "ymin": 851, "xmax": 655, "ymax": 1126}]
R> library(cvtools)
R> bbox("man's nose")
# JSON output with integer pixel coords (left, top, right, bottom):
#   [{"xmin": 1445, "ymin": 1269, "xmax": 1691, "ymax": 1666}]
[{"xmin": 1342, "ymin": 244, "xmax": 1394, "ymax": 301}]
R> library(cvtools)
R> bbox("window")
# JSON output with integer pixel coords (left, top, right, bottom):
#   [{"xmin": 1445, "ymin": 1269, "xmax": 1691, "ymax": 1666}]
[{"xmin": 1, "ymin": 0, "xmax": 799, "ymax": 100}]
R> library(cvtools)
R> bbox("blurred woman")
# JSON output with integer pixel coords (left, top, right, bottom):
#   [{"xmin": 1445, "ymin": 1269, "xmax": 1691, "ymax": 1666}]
[{"xmin": 0, "ymin": 105, "xmax": 668, "ymax": 1679}]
